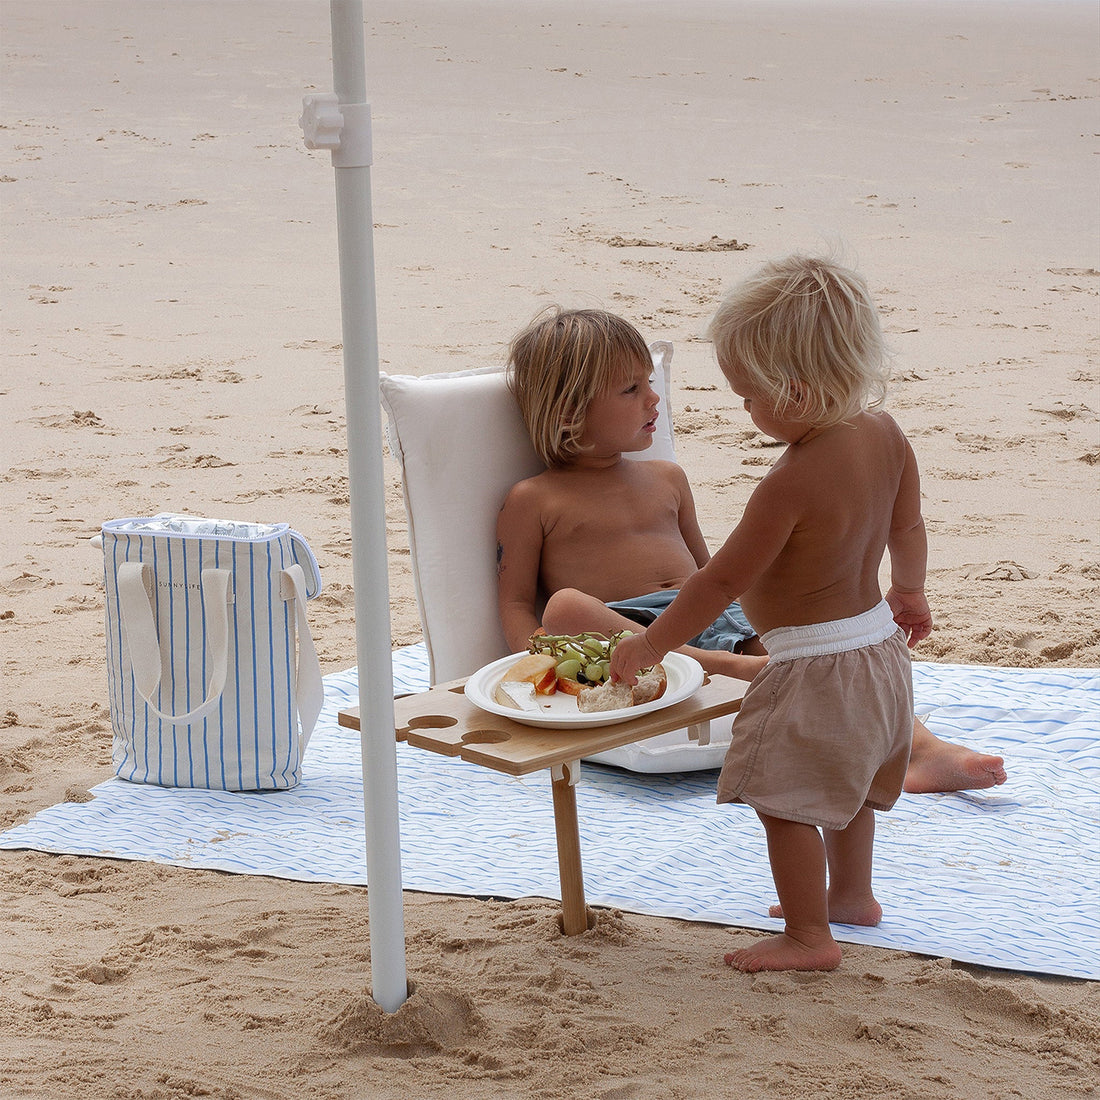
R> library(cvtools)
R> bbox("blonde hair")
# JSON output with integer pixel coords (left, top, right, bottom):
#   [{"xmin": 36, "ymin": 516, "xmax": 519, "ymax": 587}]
[
  {"xmin": 706, "ymin": 255, "xmax": 889, "ymax": 428},
  {"xmin": 507, "ymin": 307, "xmax": 652, "ymax": 468}
]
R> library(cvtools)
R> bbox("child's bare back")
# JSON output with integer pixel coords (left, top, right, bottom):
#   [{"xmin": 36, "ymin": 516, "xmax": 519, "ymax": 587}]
[{"xmin": 728, "ymin": 408, "xmax": 922, "ymax": 638}]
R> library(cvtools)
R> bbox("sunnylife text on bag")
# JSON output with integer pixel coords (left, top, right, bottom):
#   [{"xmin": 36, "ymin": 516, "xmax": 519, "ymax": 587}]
[{"xmin": 98, "ymin": 513, "xmax": 324, "ymax": 791}]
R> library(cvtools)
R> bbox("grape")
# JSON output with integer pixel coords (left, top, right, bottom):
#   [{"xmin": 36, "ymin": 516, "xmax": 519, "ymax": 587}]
[
  {"xmin": 555, "ymin": 658, "xmax": 583, "ymax": 681},
  {"xmin": 584, "ymin": 662, "xmax": 606, "ymax": 683}
]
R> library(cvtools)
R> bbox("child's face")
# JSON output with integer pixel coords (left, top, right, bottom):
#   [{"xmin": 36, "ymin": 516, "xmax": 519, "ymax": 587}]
[{"xmin": 577, "ymin": 356, "xmax": 660, "ymax": 460}]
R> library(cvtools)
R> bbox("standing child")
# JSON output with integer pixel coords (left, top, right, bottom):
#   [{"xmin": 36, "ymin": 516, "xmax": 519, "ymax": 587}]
[{"xmin": 610, "ymin": 256, "xmax": 931, "ymax": 973}]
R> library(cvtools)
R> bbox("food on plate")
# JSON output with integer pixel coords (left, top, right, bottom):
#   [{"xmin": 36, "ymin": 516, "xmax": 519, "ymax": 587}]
[
  {"xmin": 631, "ymin": 665, "xmax": 668, "ymax": 705},
  {"xmin": 519, "ymin": 630, "xmax": 668, "ymax": 712},
  {"xmin": 576, "ymin": 680, "xmax": 634, "ymax": 713},
  {"xmin": 576, "ymin": 664, "xmax": 667, "ymax": 713},
  {"xmin": 492, "ymin": 653, "xmax": 558, "ymax": 708},
  {"xmin": 493, "ymin": 680, "xmax": 539, "ymax": 711},
  {"xmin": 527, "ymin": 631, "xmax": 619, "ymax": 693}
]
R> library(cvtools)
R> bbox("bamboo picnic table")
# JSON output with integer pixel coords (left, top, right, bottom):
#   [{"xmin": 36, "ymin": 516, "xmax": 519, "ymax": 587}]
[{"xmin": 338, "ymin": 671, "xmax": 748, "ymax": 935}]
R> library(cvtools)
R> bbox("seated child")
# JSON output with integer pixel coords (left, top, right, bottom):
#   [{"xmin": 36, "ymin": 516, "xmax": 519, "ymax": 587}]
[{"xmin": 496, "ymin": 305, "xmax": 1005, "ymax": 796}]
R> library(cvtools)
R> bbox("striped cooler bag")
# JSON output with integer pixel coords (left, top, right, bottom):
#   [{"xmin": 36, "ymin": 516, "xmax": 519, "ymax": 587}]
[{"xmin": 99, "ymin": 513, "xmax": 324, "ymax": 791}]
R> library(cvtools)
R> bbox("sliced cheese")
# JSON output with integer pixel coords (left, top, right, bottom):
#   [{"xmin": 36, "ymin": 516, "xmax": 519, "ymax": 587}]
[{"xmin": 494, "ymin": 679, "xmax": 539, "ymax": 711}]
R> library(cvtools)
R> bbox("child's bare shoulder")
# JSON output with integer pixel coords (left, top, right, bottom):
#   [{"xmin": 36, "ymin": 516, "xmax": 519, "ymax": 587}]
[
  {"xmin": 827, "ymin": 410, "xmax": 908, "ymax": 452},
  {"xmin": 646, "ymin": 457, "xmax": 688, "ymax": 474},
  {"xmin": 614, "ymin": 459, "xmax": 693, "ymax": 501},
  {"xmin": 867, "ymin": 408, "xmax": 904, "ymax": 434},
  {"xmin": 864, "ymin": 410, "xmax": 912, "ymax": 456},
  {"xmin": 502, "ymin": 470, "xmax": 555, "ymax": 509},
  {"xmin": 833, "ymin": 412, "xmax": 914, "ymax": 485},
  {"xmin": 635, "ymin": 457, "xmax": 690, "ymax": 485}
]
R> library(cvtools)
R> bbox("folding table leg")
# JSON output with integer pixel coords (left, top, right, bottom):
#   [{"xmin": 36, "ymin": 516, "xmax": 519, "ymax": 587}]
[{"xmin": 550, "ymin": 759, "xmax": 587, "ymax": 935}]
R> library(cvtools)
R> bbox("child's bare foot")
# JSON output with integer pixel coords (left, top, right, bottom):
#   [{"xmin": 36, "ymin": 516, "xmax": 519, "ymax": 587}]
[
  {"xmin": 768, "ymin": 893, "xmax": 882, "ymax": 926},
  {"xmin": 724, "ymin": 932, "xmax": 842, "ymax": 973},
  {"xmin": 904, "ymin": 736, "xmax": 1007, "ymax": 794}
]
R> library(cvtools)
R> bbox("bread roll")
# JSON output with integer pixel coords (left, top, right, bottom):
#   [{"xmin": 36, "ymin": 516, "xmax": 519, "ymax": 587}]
[
  {"xmin": 576, "ymin": 681, "xmax": 635, "ymax": 713},
  {"xmin": 575, "ymin": 663, "xmax": 667, "ymax": 713},
  {"xmin": 632, "ymin": 664, "xmax": 667, "ymax": 705}
]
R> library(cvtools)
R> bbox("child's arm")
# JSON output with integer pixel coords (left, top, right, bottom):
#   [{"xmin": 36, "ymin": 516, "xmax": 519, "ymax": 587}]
[
  {"xmin": 611, "ymin": 472, "xmax": 797, "ymax": 682},
  {"xmin": 886, "ymin": 436, "xmax": 932, "ymax": 647},
  {"xmin": 496, "ymin": 480, "xmax": 547, "ymax": 653},
  {"xmin": 672, "ymin": 463, "xmax": 712, "ymax": 569}
]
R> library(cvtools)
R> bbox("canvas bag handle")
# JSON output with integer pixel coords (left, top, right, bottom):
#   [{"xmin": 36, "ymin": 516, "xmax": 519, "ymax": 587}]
[
  {"xmin": 117, "ymin": 561, "xmax": 232, "ymax": 726},
  {"xmin": 286, "ymin": 529, "xmax": 323, "ymax": 600},
  {"xmin": 282, "ymin": 562, "xmax": 323, "ymax": 750},
  {"xmin": 117, "ymin": 560, "xmax": 323, "ymax": 744}
]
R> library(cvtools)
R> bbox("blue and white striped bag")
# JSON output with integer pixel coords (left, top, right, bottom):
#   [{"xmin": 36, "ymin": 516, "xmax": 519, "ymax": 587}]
[{"xmin": 99, "ymin": 513, "xmax": 324, "ymax": 791}]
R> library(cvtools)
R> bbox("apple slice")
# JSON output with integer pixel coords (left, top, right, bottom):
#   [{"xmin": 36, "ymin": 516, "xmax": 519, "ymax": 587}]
[
  {"xmin": 555, "ymin": 675, "xmax": 585, "ymax": 697},
  {"xmin": 495, "ymin": 654, "xmax": 559, "ymax": 699}
]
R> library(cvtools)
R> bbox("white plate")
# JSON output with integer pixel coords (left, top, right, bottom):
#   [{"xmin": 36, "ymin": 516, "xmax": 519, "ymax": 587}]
[{"xmin": 464, "ymin": 650, "xmax": 705, "ymax": 729}]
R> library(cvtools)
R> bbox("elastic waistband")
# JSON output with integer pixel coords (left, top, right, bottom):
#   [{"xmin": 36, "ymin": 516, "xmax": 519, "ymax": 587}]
[{"xmin": 761, "ymin": 600, "xmax": 898, "ymax": 661}]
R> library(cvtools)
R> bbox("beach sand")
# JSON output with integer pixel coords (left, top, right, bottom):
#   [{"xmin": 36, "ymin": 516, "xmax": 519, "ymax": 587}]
[{"xmin": 2, "ymin": 2, "xmax": 1098, "ymax": 1097}]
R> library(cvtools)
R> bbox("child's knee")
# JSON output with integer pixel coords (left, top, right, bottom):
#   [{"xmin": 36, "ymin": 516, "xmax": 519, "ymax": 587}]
[{"xmin": 542, "ymin": 587, "xmax": 589, "ymax": 631}]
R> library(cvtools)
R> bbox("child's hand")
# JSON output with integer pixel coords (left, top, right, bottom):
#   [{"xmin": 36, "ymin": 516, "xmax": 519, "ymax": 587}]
[
  {"xmin": 886, "ymin": 587, "xmax": 932, "ymax": 648},
  {"xmin": 609, "ymin": 630, "xmax": 665, "ymax": 686}
]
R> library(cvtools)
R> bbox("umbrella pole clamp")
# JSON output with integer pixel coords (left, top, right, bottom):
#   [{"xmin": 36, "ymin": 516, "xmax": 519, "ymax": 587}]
[{"xmin": 300, "ymin": 92, "xmax": 373, "ymax": 168}]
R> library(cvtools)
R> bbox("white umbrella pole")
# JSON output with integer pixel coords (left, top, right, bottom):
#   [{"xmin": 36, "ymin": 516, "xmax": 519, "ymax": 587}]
[{"xmin": 307, "ymin": 0, "xmax": 407, "ymax": 1013}]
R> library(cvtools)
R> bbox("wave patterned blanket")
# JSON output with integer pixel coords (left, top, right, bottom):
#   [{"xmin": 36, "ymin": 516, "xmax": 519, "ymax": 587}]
[{"xmin": 3, "ymin": 647, "xmax": 1096, "ymax": 979}]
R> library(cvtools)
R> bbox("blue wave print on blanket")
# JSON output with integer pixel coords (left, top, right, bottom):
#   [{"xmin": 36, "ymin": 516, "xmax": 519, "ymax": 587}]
[{"xmin": 2, "ymin": 647, "xmax": 1097, "ymax": 980}]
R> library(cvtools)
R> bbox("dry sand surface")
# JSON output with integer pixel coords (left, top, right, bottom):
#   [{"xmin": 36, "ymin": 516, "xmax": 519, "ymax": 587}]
[{"xmin": 2, "ymin": 2, "xmax": 1098, "ymax": 1097}]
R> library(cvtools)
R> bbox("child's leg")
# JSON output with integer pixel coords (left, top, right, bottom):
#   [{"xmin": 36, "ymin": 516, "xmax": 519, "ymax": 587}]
[
  {"xmin": 724, "ymin": 813, "xmax": 842, "ymax": 973},
  {"xmin": 824, "ymin": 806, "xmax": 882, "ymax": 926},
  {"xmin": 542, "ymin": 587, "xmax": 646, "ymax": 638},
  {"xmin": 766, "ymin": 806, "xmax": 883, "ymax": 927}
]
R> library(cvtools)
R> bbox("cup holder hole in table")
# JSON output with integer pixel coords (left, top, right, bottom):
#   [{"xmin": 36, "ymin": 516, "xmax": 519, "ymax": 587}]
[
  {"xmin": 462, "ymin": 730, "xmax": 511, "ymax": 745},
  {"xmin": 406, "ymin": 715, "xmax": 458, "ymax": 730}
]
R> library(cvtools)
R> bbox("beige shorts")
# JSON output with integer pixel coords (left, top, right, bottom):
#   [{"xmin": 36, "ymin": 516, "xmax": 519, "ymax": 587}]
[{"xmin": 716, "ymin": 600, "xmax": 914, "ymax": 829}]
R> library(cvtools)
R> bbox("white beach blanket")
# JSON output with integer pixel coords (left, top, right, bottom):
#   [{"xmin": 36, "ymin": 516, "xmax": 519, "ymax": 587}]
[{"xmin": 3, "ymin": 647, "xmax": 1097, "ymax": 980}]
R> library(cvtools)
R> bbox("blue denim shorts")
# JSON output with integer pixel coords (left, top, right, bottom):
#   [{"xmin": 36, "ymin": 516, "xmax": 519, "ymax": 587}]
[{"xmin": 605, "ymin": 590, "xmax": 758, "ymax": 653}]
